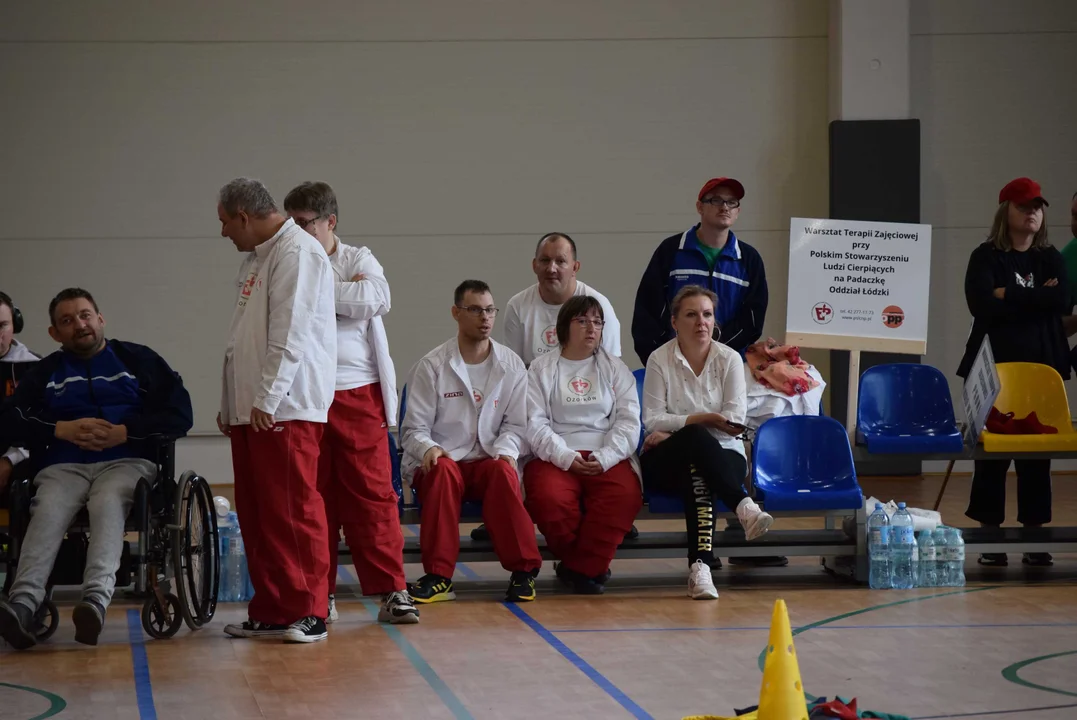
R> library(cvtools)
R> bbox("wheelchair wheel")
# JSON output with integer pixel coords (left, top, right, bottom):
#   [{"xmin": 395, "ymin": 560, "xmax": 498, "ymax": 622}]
[
  {"xmin": 172, "ymin": 471, "xmax": 219, "ymax": 631},
  {"xmin": 141, "ymin": 592, "xmax": 183, "ymax": 639},
  {"xmin": 34, "ymin": 599, "xmax": 59, "ymax": 641}
]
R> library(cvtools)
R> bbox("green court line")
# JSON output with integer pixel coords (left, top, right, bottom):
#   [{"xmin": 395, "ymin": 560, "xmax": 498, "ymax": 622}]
[
  {"xmin": 1000, "ymin": 650, "xmax": 1077, "ymax": 699},
  {"xmin": 0, "ymin": 682, "xmax": 68, "ymax": 720},
  {"xmin": 755, "ymin": 586, "xmax": 1002, "ymax": 703}
]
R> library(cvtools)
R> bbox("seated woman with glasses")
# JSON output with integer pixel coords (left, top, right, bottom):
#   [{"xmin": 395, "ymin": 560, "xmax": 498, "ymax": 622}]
[
  {"xmin": 523, "ymin": 295, "xmax": 643, "ymax": 595},
  {"xmin": 641, "ymin": 285, "xmax": 773, "ymax": 601}
]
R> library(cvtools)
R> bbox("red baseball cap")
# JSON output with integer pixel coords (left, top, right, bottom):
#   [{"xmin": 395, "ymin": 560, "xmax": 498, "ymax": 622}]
[
  {"xmin": 999, "ymin": 177, "xmax": 1049, "ymax": 206},
  {"xmin": 698, "ymin": 177, "xmax": 745, "ymax": 202}
]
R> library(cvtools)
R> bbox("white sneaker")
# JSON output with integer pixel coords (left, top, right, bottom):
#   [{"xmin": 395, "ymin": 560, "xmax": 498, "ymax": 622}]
[
  {"xmin": 378, "ymin": 590, "xmax": 420, "ymax": 624},
  {"xmin": 688, "ymin": 560, "xmax": 719, "ymax": 600},
  {"xmin": 736, "ymin": 498, "xmax": 774, "ymax": 541},
  {"xmin": 327, "ymin": 594, "xmax": 338, "ymax": 624}
]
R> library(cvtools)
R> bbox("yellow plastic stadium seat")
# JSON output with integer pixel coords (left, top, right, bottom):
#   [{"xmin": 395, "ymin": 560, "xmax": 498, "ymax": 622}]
[{"xmin": 981, "ymin": 362, "xmax": 1077, "ymax": 453}]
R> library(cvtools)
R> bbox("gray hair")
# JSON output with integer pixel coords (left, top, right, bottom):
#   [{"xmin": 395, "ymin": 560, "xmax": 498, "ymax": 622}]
[{"xmin": 218, "ymin": 177, "xmax": 278, "ymax": 219}]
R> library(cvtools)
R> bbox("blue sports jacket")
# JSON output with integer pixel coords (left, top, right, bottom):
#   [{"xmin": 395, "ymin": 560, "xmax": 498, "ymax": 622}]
[
  {"xmin": 631, "ymin": 225, "xmax": 768, "ymax": 365},
  {"xmin": 0, "ymin": 339, "xmax": 193, "ymax": 469}
]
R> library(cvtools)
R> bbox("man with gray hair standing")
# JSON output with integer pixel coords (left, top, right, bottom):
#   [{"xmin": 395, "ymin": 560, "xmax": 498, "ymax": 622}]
[{"xmin": 215, "ymin": 178, "xmax": 337, "ymax": 644}]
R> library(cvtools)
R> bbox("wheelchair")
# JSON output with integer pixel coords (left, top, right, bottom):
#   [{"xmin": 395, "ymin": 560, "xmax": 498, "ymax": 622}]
[{"xmin": 1, "ymin": 438, "xmax": 220, "ymax": 641}]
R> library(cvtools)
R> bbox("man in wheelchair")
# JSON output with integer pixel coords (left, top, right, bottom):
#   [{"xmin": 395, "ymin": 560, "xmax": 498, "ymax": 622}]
[{"xmin": 0, "ymin": 288, "xmax": 193, "ymax": 649}]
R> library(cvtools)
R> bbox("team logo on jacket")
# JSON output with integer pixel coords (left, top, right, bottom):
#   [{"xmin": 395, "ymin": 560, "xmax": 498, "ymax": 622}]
[
  {"xmin": 542, "ymin": 325, "xmax": 558, "ymax": 347},
  {"xmin": 444, "ymin": 391, "xmax": 465, "ymax": 398}
]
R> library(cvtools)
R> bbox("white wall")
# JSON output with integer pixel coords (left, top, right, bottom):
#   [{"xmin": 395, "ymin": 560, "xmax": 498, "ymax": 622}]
[
  {"xmin": 911, "ymin": 0, "xmax": 1077, "ymax": 472},
  {"xmin": 0, "ymin": 1, "xmax": 829, "ymax": 483}
]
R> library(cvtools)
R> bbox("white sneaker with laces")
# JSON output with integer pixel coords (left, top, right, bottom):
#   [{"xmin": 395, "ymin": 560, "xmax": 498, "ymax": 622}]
[
  {"xmin": 378, "ymin": 590, "xmax": 420, "ymax": 624},
  {"xmin": 736, "ymin": 498, "xmax": 774, "ymax": 541},
  {"xmin": 688, "ymin": 560, "xmax": 719, "ymax": 600},
  {"xmin": 327, "ymin": 594, "xmax": 338, "ymax": 624}
]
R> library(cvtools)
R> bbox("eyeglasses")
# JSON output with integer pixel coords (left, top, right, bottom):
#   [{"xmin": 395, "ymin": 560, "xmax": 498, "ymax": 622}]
[
  {"xmin": 293, "ymin": 215, "xmax": 324, "ymax": 230},
  {"xmin": 702, "ymin": 198, "xmax": 741, "ymax": 209},
  {"xmin": 572, "ymin": 317, "xmax": 604, "ymax": 328},
  {"xmin": 457, "ymin": 305, "xmax": 499, "ymax": 318}
]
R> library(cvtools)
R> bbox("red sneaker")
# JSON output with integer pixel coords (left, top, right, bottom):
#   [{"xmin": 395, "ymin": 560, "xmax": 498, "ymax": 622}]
[
  {"xmin": 985, "ymin": 407, "xmax": 1017, "ymax": 434},
  {"xmin": 1016, "ymin": 411, "xmax": 1057, "ymax": 434}
]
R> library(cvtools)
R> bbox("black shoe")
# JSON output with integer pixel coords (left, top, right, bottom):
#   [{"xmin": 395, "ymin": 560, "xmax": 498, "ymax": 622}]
[
  {"xmin": 407, "ymin": 574, "xmax": 456, "ymax": 604},
  {"xmin": 470, "ymin": 524, "xmax": 490, "ymax": 542},
  {"xmin": 593, "ymin": 568, "xmax": 612, "ymax": 585},
  {"xmin": 624, "ymin": 525, "xmax": 639, "ymax": 541},
  {"xmin": 978, "ymin": 553, "xmax": 1008, "ymax": 567},
  {"xmin": 0, "ymin": 599, "xmax": 36, "ymax": 650},
  {"xmin": 72, "ymin": 598, "xmax": 106, "ymax": 646},
  {"xmin": 1022, "ymin": 552, "xmax": 1053, "ymax": 567},
  {"xmin": 224, "ymin": 619, "xmax": 290, "ymax": 638},
  {"xmin": 554, "ymin": 563, "xmax": 605, "ymax": 595},
  {"xmin": 506, "ymin": 570, "xmax": 537, "ymax": 602},
  {"xmin": 283, "ymin": 615, "xmax": 328, "ymax": 644},
  {"xmin": 727, "ymin": 555, "xmax": 788, "ymax": 567}
]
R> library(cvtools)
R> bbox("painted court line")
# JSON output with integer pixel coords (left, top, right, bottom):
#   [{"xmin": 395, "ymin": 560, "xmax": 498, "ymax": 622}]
[
  {"xmin": 504, "ymin": 602, "xmax": 655, "ymax": 720},
  {"xmin": 551, "ymin": 621, "xmax": 1077, "ymax": 634},
  {"xmin": 455, "ymin": 563, "xmax": 479, "ymax": 580},
  {"xmin": 125, "ymin": 609, "xmax": 158, "ymax": 720},
  {"xmin": 914, "ymin": 702, "xmax": 1077, "ymax": 719},
  {"xmin": 339, "ymin": 568, "xmax": 475, "ymax": 720}
]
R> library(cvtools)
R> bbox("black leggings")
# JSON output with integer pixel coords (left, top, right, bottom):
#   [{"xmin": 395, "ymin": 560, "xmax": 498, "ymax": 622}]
[
  {"xmin": 966, "ymin": 459, "xmax": 1051, "ymax": 527},
  {"xmin": 640, "ymin": 424, "xmax": 749, "ymax": 566}
]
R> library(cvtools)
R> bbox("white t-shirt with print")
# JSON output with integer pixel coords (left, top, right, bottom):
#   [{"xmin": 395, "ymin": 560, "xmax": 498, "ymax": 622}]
[
  {"xmin": 550, "ymin": 355, "xmax": 613, "ymax": 452},
  {"xmin": 503, "ymin": 281, "xmax": 621, "ymax": 366},
  {"xmin": 462, "ymin": 353, "xmax": 494, "ymax": 460}
]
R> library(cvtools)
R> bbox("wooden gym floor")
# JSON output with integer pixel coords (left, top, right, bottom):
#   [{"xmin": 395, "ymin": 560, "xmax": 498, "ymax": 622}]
[{"xmin": 2, "ymin": 474, "xmax": 1076, "ymax": 720}]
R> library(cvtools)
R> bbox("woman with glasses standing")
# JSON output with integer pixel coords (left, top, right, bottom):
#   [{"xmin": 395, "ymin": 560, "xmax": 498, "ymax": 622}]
[
  {"xmin": 524, "ymin": 296, "xmax": 643, "ymax": 594},
  {"xmin": 641, "ymin": 285, "xmax": 773, "ymax": 601},
  {"xmin": 957, "ymin": 178, "xmax": 1068, "ymax": 568}
]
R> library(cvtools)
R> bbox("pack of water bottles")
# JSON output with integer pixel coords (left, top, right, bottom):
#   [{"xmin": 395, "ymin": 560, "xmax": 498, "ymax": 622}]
[
  {"xmin": 867, "ymin": 502, "xmax": 965, "ymax": 589},
  {"xmin": 214, "ymin": 497, "xmax": 254, "ymax": 603}
]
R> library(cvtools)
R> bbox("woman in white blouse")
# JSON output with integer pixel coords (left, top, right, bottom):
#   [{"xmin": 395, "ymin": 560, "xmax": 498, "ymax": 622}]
[
  {"xmin": 525, "ymin": 295, "xmax": 643, "ymax": 595},
  {"xmin": 641, "ymin": 285, "xmax": 773, "ymax": 600}
]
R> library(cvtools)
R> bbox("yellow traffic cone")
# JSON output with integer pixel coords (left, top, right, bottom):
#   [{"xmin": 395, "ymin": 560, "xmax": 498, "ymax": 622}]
[{"xmin": 757, "ymin": 599, "xmax": 808, "ymax": 720}]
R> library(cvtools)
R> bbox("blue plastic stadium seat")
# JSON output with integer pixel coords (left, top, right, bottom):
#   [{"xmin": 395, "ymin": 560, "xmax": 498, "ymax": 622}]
[
  {"xmin": 857, "ymin": 363, "xmax": 963, "ymax": 454},
  {"xmin": 397, "ymin": 382, "xmax": 483, "ymax": 519},
  {"xmin": 751, "ymin": 416, "xmax": 863, "ymax": 512},
  {"xmin": 632, "ymin": 368, "xmax": 736, "ymax": 514}
]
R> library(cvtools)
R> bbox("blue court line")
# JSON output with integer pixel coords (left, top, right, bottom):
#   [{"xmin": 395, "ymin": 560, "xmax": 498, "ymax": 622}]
[
  {"xmin": 405, "ymin": 524, "xmax": 421, "ymax": 536},
  {"xmin": 503, "ymin": 602, "xmax": 654, "ymax": 720},
  {"xmin": 914, "ymin": 702, "xmax": 1077, "ymax": 719},
  {"xmin": 339, "ymin": 568, "xmax": 474, "ymax": 720},
  {"xmin": 125, "ymin": 609, "xmax": 158, "ymax": 720},
  {"xmin": 550, "ymin": 621, "xmax": 1077, "ymax": 634},
  {"xmin": 455, "ymin": 563, "xmax": 479, "ymax": 580}
]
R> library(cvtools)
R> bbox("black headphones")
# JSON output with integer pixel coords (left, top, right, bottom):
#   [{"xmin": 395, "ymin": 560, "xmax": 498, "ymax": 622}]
[{"xmin": 0, "ymin": 292, "xmax": 23, "ymax": 334}]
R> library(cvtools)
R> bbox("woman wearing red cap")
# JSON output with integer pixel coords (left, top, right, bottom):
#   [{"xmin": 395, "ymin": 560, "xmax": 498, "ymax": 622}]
[{"xmin": 957, "ymin": 177, "xmax": 1067, "ymax": 567}]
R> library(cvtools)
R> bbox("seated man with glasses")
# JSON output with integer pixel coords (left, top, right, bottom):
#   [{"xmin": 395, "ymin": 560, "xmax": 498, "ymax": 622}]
[
  {"xmin": 631, "ymin": 176, "xmax": 784, "ymax": 569},
  {"xmin": 401, "ymin": 280, "xmax": 542, "ymax": 604},
  {"xmin": 524, "ymin": 296, "xmax": 642, "ymax": 595}
]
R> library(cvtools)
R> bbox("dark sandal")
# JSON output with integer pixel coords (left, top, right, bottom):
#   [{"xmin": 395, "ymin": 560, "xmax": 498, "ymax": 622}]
[{"xmin": 978, "ymin": 553, "xmax": 1008, "ymax": 566}]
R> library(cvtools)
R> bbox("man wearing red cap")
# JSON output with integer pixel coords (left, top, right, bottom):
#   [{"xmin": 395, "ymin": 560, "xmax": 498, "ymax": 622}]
[
  {"xmin": 631, "ymin": 177, "xmax": 768, "ymax": 365},
  {"xmin": 631, "ymin": 177, "xmax": 783, "ymax": 569}
]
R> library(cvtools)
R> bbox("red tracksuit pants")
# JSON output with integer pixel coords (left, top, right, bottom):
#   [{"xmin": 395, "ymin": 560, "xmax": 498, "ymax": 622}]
[
  {"xmin": 318, "ymin": 384, "xmax": 405, "ymax": 596},
  {"xmin": 230, "ymin": 421, "xmax": 329, "ymax": 625},
  {"xmin": 412, "ymin": 457, "xmax": 542, "ymax": 579},
  {"xmin": 523, "ymin": 453, "xmax": 642, "ymax": 578}
]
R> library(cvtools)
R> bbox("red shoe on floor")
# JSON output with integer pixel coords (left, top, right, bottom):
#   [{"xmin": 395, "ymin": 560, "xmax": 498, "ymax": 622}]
[
  {"xmin": 1016, "ymin": 411, "xmax": 1057, "ymax": 434},
  {"xmin": 985, "ymin": 407, "xmax": 1017, "ymax": 434}
]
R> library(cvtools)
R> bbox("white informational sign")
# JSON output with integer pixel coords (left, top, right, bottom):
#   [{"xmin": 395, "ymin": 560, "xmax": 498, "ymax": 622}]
[
  {"xmin": 962, "ymin": 335, "xmax": 1000, "ymax": 446},
  {"xmin": 785, "ymin": 217, "xmax": 932, "ymax": 354}
]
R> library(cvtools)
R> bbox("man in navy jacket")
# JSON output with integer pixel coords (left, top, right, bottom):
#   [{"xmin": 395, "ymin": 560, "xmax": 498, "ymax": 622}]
[
  {"xmin": 632, "ymin": 178, "xmax": 785, "ymax": 568},
  {"xmin": 0, "ymin": 288, "xmax": 193, "ymax": 649},
  {"xmin": 632, "ymin": 177, "xmax": 768, "ymax": 365}
]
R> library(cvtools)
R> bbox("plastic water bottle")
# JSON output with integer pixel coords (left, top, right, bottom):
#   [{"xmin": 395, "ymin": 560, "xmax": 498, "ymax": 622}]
[
  {"xmin": 867, "ymin": 503, "xmax": 891, "ymax": 589},
  {"xmin": 931, "ymin": 527, "xmax": 949, "ymax": 586},
  {"xmin": 943, "ymin": 527, "xmax": 966, "ymax": 587},
  {"xmin": 889, "ymin": 503, "xmax": 915, "ymax": 589},
  {"xmin": 916, "ymin": 529, "xmax": 938, "ymax": 588}
]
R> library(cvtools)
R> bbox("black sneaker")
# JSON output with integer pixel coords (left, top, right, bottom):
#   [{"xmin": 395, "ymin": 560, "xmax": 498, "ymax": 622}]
[
  {"xmin": 0, "ymin": 598, "xmax": 37, "ymax": 650},
  {"xmin": 593, "ymin": 568, "xmax": 612, "ymax": 585},
  {"xmin": 470, "ymin": 524, "xmax": 490, "ymax": 542},
  {"xmin": 378, "ymin": 590, "xmax": 420, "ymax": 624},
  {"xmin": 224, "ymin": 619, "xmax": 290, "ymax": 638},
  {"xmin": 506, "ymin": 570, "xmax": 537, "ymax": 602},
  {"xmin": 72, "ymin": 598, "xmax": 106, "ymax": 646},
  {"xmin": 1023, "ymin": 552, "xmax": 1053, "ymax": 567},
  {"xmin": 283, "ymin": 615, "xmax": 328, "ymax": 644},
  {"xmin": 408, "ymin": 574, "xmax": 456, "ymax": 604},
  {"xmin": 554, "ymin": 563, "xmax": 604, "ymax": 595}
]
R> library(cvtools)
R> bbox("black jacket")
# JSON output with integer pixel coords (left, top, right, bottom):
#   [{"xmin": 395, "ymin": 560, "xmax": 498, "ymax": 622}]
[
  {"xmin": 0, "ymin": 339, "xmax": 193, "ymax": 465},
  {"xmin": 957, "ymin": 241, "xmax": 1070, "ymax": 380}
]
